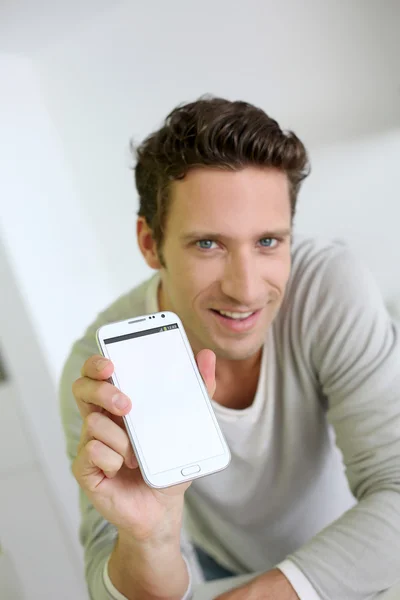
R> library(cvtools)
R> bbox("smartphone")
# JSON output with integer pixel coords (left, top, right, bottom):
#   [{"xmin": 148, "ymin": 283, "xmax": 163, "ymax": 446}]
[{"xmin": 96, "ymin": 311, "xmax": 231, "ymax": 488}]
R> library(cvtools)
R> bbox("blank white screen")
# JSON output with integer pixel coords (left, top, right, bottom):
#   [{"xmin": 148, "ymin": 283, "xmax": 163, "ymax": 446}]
[{"xmin": 104, "ymin": 325, "xmax": 224, "ymax": 474}]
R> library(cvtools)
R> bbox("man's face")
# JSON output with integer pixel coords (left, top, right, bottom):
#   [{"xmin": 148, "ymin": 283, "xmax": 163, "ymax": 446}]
[{"xmin": 158, "ymin": 167, "xmax": 292, "ymax": 360}]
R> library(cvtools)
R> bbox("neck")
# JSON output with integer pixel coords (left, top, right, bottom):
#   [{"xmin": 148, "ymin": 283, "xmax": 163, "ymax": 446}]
[
  {"xmin": 215, "ymin": 349, "xmax": 262, "ymax": 380},
  {"xmin": 213, "ymin": 348, "xmax": 263, "ymax": 410}
]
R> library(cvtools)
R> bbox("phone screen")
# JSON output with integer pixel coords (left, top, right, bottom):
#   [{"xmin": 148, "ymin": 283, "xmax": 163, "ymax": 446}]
[{"xmin": 103, "ymin": 322, "xmax": 225, "ymax": 475}]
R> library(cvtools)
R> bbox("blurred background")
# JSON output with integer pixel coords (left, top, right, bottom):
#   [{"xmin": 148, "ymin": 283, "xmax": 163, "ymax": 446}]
[{"xmin": 0, "ymin": 1, "xmax": 399, "ymax": 598}]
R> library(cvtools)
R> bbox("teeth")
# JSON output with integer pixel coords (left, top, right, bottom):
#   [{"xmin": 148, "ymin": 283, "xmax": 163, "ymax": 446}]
[{"xmin": 218, "ymin": 310, "xmax": 254, "ymax": 320}]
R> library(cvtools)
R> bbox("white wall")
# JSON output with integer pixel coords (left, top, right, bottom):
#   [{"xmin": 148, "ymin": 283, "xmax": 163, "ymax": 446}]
[
  {"xmin": 0, "ymin": 55, "xmax": 117, "ymax": 380},
  {"xmin": 0, "ymin": 54, "xmax": 116, "ymax": 555},
  {"xmin": 2, "ymin": 0, "xmax": 398, "ymax": 378},
  {"xmin": 0, "ymin": 0, "xmax": 399, "ymax": 584},
  {"xmin": 32, "ymin": 0, "xmax": 400, "ymax": 308},
  {"xmin": 296, "ymin": 130, "xmax": 400, "ymax": 303}
]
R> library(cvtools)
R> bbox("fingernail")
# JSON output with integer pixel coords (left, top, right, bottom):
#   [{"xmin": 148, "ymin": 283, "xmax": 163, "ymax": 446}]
[
  {"xmin": 95, "ymin": 358, "xmax": 109, "ymax": 371},
  {"xmin": 113, "ymin": 394, "xmax": 129, "ymax": 411}
]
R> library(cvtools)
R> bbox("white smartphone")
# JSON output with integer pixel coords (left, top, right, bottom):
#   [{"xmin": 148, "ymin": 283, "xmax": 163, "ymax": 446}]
[{"xmin": 96, "ymin": 311, "xmax": 231, "ymax": 488}]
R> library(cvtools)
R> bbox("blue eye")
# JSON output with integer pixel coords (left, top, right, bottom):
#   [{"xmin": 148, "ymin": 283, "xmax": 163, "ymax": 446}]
[
  {"xmin": 259, "ymin": 238, "xmax": 277, "ymax": 248},
  {"xmin": 197, "ymin": 240, "xmax": 217, "ymax": 250}
]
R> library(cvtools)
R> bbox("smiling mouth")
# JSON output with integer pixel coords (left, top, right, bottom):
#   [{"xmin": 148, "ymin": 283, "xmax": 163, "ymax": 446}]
[{"xmin": 211, "ymin": 309, "xmax": 256, "ymax": 321}]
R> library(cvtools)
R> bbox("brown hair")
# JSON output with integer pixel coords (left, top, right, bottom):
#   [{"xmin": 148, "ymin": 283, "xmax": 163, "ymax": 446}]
[{"xmin": 134, "ymin": 96, "xmax": 310, "ymax": 258}]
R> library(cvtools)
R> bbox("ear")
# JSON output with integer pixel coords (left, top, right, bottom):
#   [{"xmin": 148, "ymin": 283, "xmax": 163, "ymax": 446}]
[{"xmin": 137, "ymin": 217, "xmax": 162, "ymax": 269}]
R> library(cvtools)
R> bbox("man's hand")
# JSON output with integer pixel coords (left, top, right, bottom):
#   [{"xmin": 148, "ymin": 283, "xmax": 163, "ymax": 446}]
[
  {"xmin": 214, "ymin": 569, "xmax": 299, "ymax": 600},
  {"xmin": 71, "ymin": 349, "xmax": 217, "ymax": 599}
]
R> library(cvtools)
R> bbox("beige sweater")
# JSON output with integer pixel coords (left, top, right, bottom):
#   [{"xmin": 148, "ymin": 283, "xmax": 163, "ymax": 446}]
[{"xmin": 60, "ymin": 236, "xmax": 400, "ymax": 599}]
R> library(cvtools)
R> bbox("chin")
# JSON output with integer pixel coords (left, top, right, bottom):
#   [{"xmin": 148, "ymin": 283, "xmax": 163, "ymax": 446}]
[{"xmin": 212, "ymin": 341, "xmax": 264, "ymax": 361}]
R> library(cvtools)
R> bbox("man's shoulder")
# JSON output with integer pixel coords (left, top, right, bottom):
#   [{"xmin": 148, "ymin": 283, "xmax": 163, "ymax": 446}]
[
  {"xmin": 95, "ymin": 277, "xmax": 154, "ymax": 326},
  {"xmin": 281, "ymin": 235, "xmax": 354, "ymax": 321},
  {"xmin": 290, "ymin": 234, "xmax": 349, "ymax": 274},
  {"xmin": 64, "ymin": 275, "xmax": 156, "ymax": 371},
  {"xmin": 281, "ymin": 234, "xmax": 383, "ymax": 341},
  {"xmin": 288, "ymin": 234, "xmax": 354, "ymax": 294}
]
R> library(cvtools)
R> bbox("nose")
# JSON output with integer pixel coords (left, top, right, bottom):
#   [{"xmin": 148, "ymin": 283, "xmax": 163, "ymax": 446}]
[{"xmin": 220, "ymin": 250, "xmax": 263, "ymax": 308}]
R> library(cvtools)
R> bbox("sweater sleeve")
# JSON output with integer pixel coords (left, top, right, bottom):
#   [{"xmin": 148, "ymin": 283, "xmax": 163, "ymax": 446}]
[
  {"xmin": 277, "ymin": 559, "xmax": 322, "ymax": 599},
  {"xmin": 59, "ymin": 331, "xmax": 204, "ymax": 600},
  {"xmin": 286, "ymin": 243, "xmax": 400, "ymax": 599}
]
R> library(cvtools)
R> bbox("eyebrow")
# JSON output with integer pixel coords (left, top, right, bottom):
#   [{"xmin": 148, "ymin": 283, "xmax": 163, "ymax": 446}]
[{"xmin": 180, "ymin": 229, "xmax": 292, "ymax": 242}]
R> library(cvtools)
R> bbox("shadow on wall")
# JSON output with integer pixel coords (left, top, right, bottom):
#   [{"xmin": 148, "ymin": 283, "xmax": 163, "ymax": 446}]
[
  {"xmin": 0, "ymin": 546, "xmax": 24, "ymax": 599},
  {"xmin": 0, "ymin": 349, "xmax": 8, "ymax": 383}
]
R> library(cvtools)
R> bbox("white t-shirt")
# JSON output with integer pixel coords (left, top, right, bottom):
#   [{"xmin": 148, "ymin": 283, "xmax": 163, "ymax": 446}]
[{"xmin": 60, "ymin": 236, "xmax": 400, "ymax": 599}]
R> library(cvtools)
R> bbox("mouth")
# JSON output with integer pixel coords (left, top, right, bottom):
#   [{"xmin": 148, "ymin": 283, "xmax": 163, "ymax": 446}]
[{"xmin": 210, "ymin": 308, "xmax": 262, "ymax": 332}]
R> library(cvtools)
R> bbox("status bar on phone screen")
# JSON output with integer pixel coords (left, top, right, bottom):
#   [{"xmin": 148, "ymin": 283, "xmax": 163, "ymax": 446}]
[{"xmin": 104, "ymin": 323, "xmax": 179, "ymax": 345}]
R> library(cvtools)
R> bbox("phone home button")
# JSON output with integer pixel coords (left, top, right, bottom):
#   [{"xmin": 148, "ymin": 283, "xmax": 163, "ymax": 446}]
[{"xmin": 181, "ymin": 465, "xmax": 201, "ymax": 476}]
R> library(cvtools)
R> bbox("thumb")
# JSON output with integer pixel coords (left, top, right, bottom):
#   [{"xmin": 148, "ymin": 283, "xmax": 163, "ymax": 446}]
[{"xmin": 196, "ymin": 349, "xmax": 216, "ymax": 398}]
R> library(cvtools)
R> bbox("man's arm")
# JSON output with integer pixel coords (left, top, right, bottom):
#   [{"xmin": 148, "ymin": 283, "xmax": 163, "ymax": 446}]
[
  {"xmin": 214, "ymin": 569, "xmax": 299, "ymax": 600},
  {"xmin": 106, "ymin": 531, "xmax": 191, "ymax": 599},
  {"xmin": 60, "ymin": 336, "xmax": 204, "ymax": 599},
  {"xmin": 75, "ymin": 487, "xmax": 192, "ymax": 600},
  {"xmin": 104, "ymin": 547, "xmax": 193, "ymax": 600},
  {"xmin": 282, "ymin": 243, "xmax": 400, "ymax": 599}
]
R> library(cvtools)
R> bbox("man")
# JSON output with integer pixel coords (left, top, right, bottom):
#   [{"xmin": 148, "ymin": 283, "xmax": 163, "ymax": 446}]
[{"xmin": 60, "ymin": 97, "xmax": 400, "ymax": 600}]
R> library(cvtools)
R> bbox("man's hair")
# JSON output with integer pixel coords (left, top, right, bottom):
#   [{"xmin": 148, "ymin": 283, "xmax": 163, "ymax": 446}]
[{"xmin": 134, "ymin": 96, "xmax": 310, "ymax": 255}]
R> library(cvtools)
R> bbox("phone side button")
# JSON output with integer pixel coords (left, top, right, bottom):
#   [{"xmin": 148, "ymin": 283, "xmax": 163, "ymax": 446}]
[{"xmin": 181, "ymin": 465, "xmax": 201, "ymax": 476}]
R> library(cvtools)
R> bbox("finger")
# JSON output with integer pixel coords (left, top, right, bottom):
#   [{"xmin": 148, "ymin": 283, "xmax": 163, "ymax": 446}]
[
  {"xmin": 80, "ymin": 354, "xmax": 115, "ymax": 380},
  {"xmin": 73, "ymin": 440, "xmax": 124, "ymax": 492},
  {"xmin": 72, "ymin": 376, "xmax": 132, "ymax": 419},
  {"xmin": 80, "ymin": 411, "xmax": 138, "ymax": 469},
  {"xmin": 196, "ymin": 349, "xmax": 216, "ymax": 398}
]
